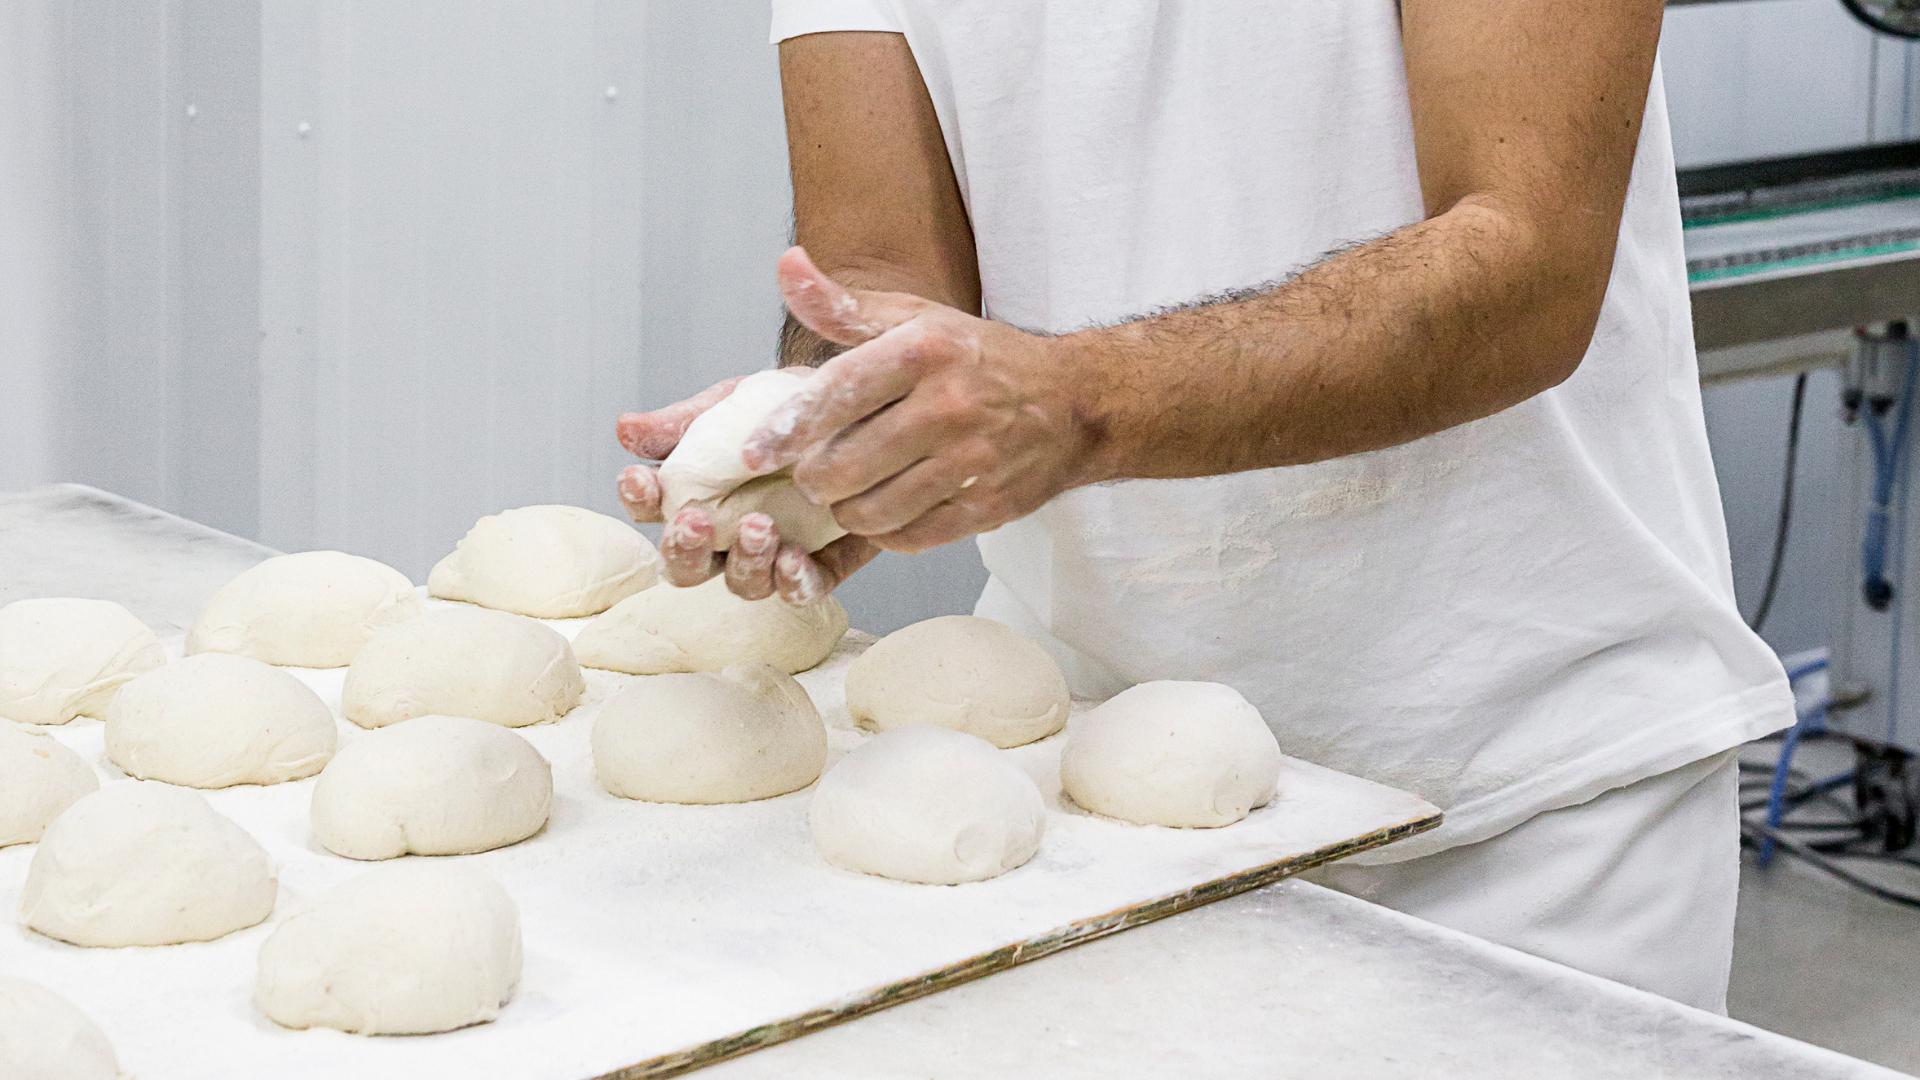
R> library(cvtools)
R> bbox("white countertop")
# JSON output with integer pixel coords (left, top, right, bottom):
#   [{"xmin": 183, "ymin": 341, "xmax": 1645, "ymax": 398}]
[{"xmin": 3, "ymin": 483, "xmax": 1904, "ymax": 1080}]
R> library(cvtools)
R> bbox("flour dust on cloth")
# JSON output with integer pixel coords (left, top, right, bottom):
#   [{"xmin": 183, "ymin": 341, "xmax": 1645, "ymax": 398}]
[{"xmin": 771, "ymin": 0, "xmax": 1794, "ymax": 860}]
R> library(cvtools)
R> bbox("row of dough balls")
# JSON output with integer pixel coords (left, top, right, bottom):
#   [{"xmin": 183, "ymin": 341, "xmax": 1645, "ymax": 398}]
[
  {"xmin": 1, "ymin": 566, "xmax": 1282, "ymax": 1062},
  {"xmin": 1, "ymin": 597, "xmax": 1285, "ymax": 864}
]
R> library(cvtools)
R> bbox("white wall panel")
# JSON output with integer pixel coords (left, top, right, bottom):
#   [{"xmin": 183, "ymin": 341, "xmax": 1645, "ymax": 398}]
[
  {"xmin": 1663, "ymin": 0, "xmax": 1920, "ymax": 166},
  {"xmin": 256, "ymin": 0, "xmax": 649, "ymax": 579}
]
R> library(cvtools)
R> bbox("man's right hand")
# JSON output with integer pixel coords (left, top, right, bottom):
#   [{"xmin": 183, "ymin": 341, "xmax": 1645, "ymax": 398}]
[{"xmin": 615, "ymin": 380, "xmax": 879, "ymax": 605}]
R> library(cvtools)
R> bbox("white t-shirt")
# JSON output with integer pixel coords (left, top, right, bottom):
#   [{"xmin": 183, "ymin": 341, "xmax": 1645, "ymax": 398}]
[{"xmin": 772, "ymin": 0, "xmax": 1793, "ymax": 860}]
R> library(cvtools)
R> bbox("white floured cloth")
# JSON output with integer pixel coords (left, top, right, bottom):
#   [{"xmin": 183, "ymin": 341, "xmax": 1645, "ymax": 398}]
[
  {"xmin": 1309, "ymin": 751, "xmax": 1743, "ymax": 1012},
  {"xmin": 771, "ymin": 1, "xmax": 1794, "ymax": 860}
]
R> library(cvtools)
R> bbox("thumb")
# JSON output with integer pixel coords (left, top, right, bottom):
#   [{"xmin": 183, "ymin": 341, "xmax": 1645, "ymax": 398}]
[{"xmin": 778, "ymin": 246, "xmax": 925, "ymax": 347}]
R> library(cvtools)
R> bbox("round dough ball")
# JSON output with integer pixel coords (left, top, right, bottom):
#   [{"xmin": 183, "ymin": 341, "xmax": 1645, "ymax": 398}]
[
  {"xmin": 810, "ymin": 727, "xmax": 1044, "ymax": 885},
  {"xmin": 574, "ymin": 576, "xmax": 847, "ymax": 676},
  {"xmin": 342, "ymin": 607, "xmax": 585, "ymax": 729},
  {"xmin": 0, "ymin": 977, "xmax": 120, "ymax": 1080},
  {"xmin": 1062, "ymin": 681, "xmax": 1282, "ymax": 828},
  {"xmin": 657, "ymin": 369, "xmax": 846, "ymax": 552},
  {"xmin": 846, "ymin": 616, "xmax": 1069, "ymax": 748},
  {"xmin": 594, "ymin": 664, "xmax": 826, "ymax": 804},
  {"xmin": 313, "ymin": 716, "xmax": 551, "ymax": 859},
  {"xmin": 187, "ymin": 550, "xmax": 423, "ymax": 668},
  {"xmin": 428, "ymin": 504, "xmax": 660, "ymax": 618},
  {"xmin": 255, "ymin": 862, "xmax": 522, "ymax": 1035},
  {"xmin": 21, "ymin": 781, "xmax": 276, "ymax": 946},
  {"xmin": 0, "ymin": 727, "xmax": 99, "ymax": 848},
  {"xmin": 0, "ymin": 598, "xmax": 164, "ymax": 726},
  {"xmin": 105, "ymin": 654, "xmax": 337, "ymax": 788}
]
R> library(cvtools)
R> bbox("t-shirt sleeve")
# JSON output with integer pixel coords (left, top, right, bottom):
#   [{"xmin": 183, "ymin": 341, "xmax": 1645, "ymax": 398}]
[{"xmin": 770, "ymin": 0, "xmax": 903, "ymax": 44}]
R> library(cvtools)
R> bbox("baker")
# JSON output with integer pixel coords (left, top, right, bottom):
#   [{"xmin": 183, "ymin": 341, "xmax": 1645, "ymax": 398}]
[{"xmin": 615, "ymin": 2, "xmax": 1794, "ymax": 1012}]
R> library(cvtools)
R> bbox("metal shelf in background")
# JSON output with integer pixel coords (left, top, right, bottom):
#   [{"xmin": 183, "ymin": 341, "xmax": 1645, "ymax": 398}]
[{"xmin": 1685, "ymin": 143, "xmax": 1920, "ymax": 369}]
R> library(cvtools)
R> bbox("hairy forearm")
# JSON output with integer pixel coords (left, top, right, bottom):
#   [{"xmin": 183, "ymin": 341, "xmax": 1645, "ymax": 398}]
[{"xmin": 1067, "ymin": 198, "xmax": 1608, "ymax": 483}]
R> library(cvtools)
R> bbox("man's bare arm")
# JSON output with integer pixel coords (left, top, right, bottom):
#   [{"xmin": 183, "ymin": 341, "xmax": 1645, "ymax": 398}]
[
  {"xmin": 1058, "ymin": 0, "xmax": 1667, "ymax": 479},
  {"xmin": 749, "ymin": 0, "xmax": 1670, "ymax": 533},
  {"xmin": 777, "ymin": 32, "xmax": 978, "ymax": 369}
]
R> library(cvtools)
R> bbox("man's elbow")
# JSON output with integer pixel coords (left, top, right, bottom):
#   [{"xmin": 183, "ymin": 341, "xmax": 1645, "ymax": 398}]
[
  {"xmin": 1450, "ymin": 195, "xmax": 1615, "ymax": 397},
  {"xmin": 1527, "ymin": 270, "xmax": 1611, "ymax": 394}
]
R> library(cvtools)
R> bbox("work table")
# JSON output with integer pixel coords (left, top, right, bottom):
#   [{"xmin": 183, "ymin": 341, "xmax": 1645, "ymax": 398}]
[{"xmin": 1, "ymin": 484, "xmax": 1902, "ymax": 1080}]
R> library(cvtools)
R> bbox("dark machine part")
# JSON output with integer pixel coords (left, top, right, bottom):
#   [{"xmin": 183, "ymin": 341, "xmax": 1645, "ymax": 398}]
[
  {"xmin": 1854, "ymin": 741, "xmax": 1920, "ymax": 850},
  {"xmin": 1840, "ymin": 0, "xmax": 1920, "ymax": 38}
]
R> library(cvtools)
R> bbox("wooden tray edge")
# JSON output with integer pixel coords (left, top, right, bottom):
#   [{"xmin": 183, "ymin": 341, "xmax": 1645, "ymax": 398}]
[{"xmin": 592, "ymin": 809, "xmax": 1444, "ymax": 1080}]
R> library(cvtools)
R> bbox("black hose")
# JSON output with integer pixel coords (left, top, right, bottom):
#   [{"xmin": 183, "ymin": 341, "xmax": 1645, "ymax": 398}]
[
  {"xmin": 1748, "ymin": 372, "xmax": 1808, "ymax": 633},
  {"xmin": 1839, "ymin": 0, "xmax": 1920, "ymax": 39},
  {"xmin": 1742, "ymin": 820, "xmax": 1920, "ymax": 909}
]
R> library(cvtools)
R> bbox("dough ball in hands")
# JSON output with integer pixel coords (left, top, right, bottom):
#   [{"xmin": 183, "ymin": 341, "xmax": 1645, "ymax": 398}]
[
  {"xmin": 0, "ymin": 598, "xmax": 164, "ymax": 726},
  {"xmin": 810, "ymin": 727, "xmax": 1045, "ymax": 885},
  {"xmin": 313, "ymin": 716, "xmax": 551, "ymax": 859},
  {"xmin": 105, "ymin": 654, "xmax": 337, "ymax": 788},
  {"xmin": 342, "ymin": 607, "xmax": 585, "ymax": 729},
  {"xmin": 21, "ymin": 781, "xmax": 276, "ymax": 946},
  {"xmin": 574, "ymin": 576, "xmax": 847, "ymax": 676},
  {"xmin": 0, "ymin": 977, "xmax": 120, "ymax": 1080},
  {"xmin": 1062, "ymin": 681, "xmax": 1282, "ymax": 828},
  {"xmin": 846, "ymin": 616, "xmax": 1069, "ymax": 748},
  {"xmin": 255, "ymin": 862, "xmax": 522, "ymax": 1036},
  {"xmin": 429, "ymin": 504, "xmax": 660, "ymax": 618},
  {"xmin": 657, "ymin": 369, "xmax": 846, "ymax": 552},
  {"xmin": 0, "ymin": 726, "xmax": 99, "ymax": 847},
  {"xmin": 594, "ymin": 664, "xmax": 826, "ymax": 804},
  {"xmin": 187, "ymin": 550, "xmax": 423, "ymax": 667}
]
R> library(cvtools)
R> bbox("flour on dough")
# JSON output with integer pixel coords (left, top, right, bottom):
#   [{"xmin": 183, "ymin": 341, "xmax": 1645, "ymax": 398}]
[
  {"xmin": 573, "ymin": 575, "xmax": 847, "ymax": 676},
  {"xmin": 187, "ymin": 550, "xmax": 423, "ymax": 667},
  {"xmin": 0, "ymin": 598, "xmax": 164, "ymax": 726},
  {"xmin": 0, "ymin": 726, "xmax": 98, "ymax": 848},
  {"xmin": 657, "ymin": 369, "xmax": 846, "ymax": 552},
  {"xmin": 106, "ymin": 653, "xmax": 337, "ymax": 788},
  {"xmin": 1061, "ymin": 680, "xmax": 1281, "ymax": 828},
  {"xmin": 594, "ymin": 664, "xmax": 827, "ymax": 804},
  {"xmin": 0, "ymin": 977, "xmax": 121, "ymax": 1080},
  {"xmin": 21, "ymin": 781, "xmax": 276, "ymax": 947},
  {"xmin": 255, "ymin": 862, "xmax": 522, "ymax": 1036},
  {"xmin": 312, "ymin": 715, "xmax": 551, "ymax": 859},
  {"xmin": 810, "ymin": 726, "xmax": 1045, "ymax": 885},
  {"xmin": 846, "ymin": 615, "xmax": 1069, "ymax": 748},
  {"xmin": 342, "ymin": 607, "xmax": 585, "ymax": 729},
  {"xmin": 429, "ymin": 504, "xmax": 660, "ymax": 618}
]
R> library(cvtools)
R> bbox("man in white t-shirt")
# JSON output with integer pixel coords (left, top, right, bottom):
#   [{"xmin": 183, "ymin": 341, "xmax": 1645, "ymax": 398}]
[{"xmin": 616, "ymin": 2, "xmax": 1793, "ymax": 1011}]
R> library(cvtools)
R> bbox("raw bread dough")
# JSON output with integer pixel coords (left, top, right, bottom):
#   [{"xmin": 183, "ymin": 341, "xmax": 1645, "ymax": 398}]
[
  {"xmin": 255, "ymin": 862, "xmax": 522, "ymax": 1036},
  {"xmin": 0, "ymin": 977, "xmax": 121, "ymax": 1080},
  {"xmin": 0, "ymin": 726, "xmax": 99, "ymax": 848},
  {"xmin": 846, "ymin": 615, "xmax": 1069, "ymax": 748},
  {"xmin": 342, "ymin": 607, "xmax": 585, "ymax": 729},
  {"xmin": 105, "ymin": 654, "xmax": 337, "ymax": 788},
  {"xmin": 594, "ymin": 664, "xmax": 826, "ymax": 804},
  {"xmin": 573, "ymin": 576, "xmax": 847, "ymax": 675},
  {"xmin": 21, "ymin": 781, "xmax": 276, "ymax": 946},
  {"xmin": 0, "ymin": 598, "xmax": 165, "ymax": 726},
  {"xmin": 810, "ymin": 726, "xmax": 1045, "ymax": 884},
  {"xmin": 429, "ymin": 504, "xmax": 660, "ymax": 618},
  {"xmin": 657, "ymin": 369, "xmax": 846, "ymax": 551},
  {"xmin": 312, "ymin": 715, "xmax": 552, "ymax": 859},
  {"xmin": 187, "ymin": 550, "xmax": 423, "ymax": 667},
  {"xmin": 1061, "ymin": 680, "xmax": 1282, "ymax": 828}
]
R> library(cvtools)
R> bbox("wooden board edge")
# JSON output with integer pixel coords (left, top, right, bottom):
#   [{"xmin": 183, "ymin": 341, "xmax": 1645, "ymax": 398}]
[{"xmin": 590, "ymin": 809, "xmax": 1444, "ymax": 1080}]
